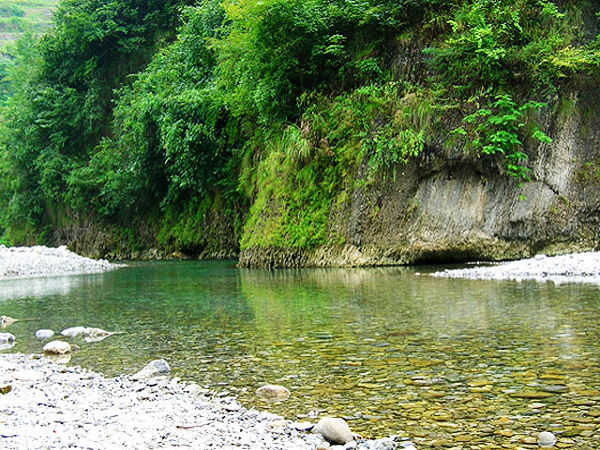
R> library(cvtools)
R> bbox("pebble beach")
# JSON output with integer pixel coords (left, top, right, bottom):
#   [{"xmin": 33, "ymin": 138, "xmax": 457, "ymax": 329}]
[{"xmin": 0, "ymin": 245, "xmax": 119, "ymax": 280}]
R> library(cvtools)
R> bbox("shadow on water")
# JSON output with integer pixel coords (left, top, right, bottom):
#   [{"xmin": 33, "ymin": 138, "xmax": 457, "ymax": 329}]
[{"xmin": 1, "ymin": 261, "xmax": 599, "ymax": 445}]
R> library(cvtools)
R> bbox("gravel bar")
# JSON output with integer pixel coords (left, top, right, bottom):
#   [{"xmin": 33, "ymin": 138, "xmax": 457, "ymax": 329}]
[
  {"xmin": 431, "ymin": 251, "xmax": 600, "ymax": 284},
  {"xmin": 0, "ymin": 354, "xmax": 316, "ymax": 449},
  {"xmin": 0, "ymin": 354, "xmax": 410, "ymax": 450},
  {"xmin": 0, "ymin": 246, "xmax": 121, "ymax": 280}
]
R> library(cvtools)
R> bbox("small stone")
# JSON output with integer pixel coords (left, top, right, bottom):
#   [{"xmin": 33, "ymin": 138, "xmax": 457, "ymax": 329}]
[
  {"xmin": 0, "ymin": 316, "xmax": 16, "ymax": 328},
  {"xmin": 0, "ymin": 385, "xmax": 12, "ymax": 394},
  {"xmin": 0, "ymin": 332, "xmax": 15, "ymax": 343},
  {"xmin": 314, "ymin": 417, "xmax": 354, "ymax": 444},
  {"xmin": 130, "ymin": 359, "xmax": 171, "ymax": 381},
  {"xmin": 317, "ymin": 442, "xmax": 331, "ymax": 450},
  {"xmin": 367, "ymin": 438, "xmax": 397, "ymax": 450},
  {"xmin": 538, "ymin": 431, "xmax": 557, "ymax": 447},
  {"xmin": 293, "ymin": 421, "xmax": 314, "ymax": 431},
  {"xmin": 255, "ymin": 384, "xmax": 290, "ymax": 400},
  {"xmin": 43, "ymin": 340, "xmax": 72, "ymax": 355},
  {"xmin": 35, "ymin": 329, "xmax": 55, "ymax": 339}
]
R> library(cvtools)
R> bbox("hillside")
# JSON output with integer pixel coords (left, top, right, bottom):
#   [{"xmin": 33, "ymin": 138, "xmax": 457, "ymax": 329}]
[
  {"xmin": 0, "ymin": 0, "xmax": 57, "ymax": 54},
  {"xmin": 0, "ymin": 0, "xmax": 599, "ymax": 266}
]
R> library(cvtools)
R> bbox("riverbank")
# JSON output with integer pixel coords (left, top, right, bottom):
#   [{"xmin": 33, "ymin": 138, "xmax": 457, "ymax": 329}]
[
  {"xmin": 0, "ymin": 245, "xmax": 121, "ymax": 280},
  {"xmin": 0, "ymin": 354, "xmax": 407, "ymax": 449},
  {"xmin": 431, "ymin": 251, "xmax": 600, "ymax": 284}
]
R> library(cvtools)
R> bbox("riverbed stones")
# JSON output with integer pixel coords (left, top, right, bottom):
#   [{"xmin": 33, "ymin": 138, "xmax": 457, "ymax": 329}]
[
  {"xmin": 131, "ymin": 359, "xmax": 171, "ymax": 381},
  {"xmin": 256, "ymin": 384, "xmax": 290, "ymax": 400},
  {"xmin": 538, "ymin": 431, "xmax": 557, "ymax": 447},
  {"xmin": 0, "ymin": 245, "xmax": 121, "ymax": 280},
  {"xmin": 35, "ymin": 329, "xmax": 54, "ymax": 339},
  {"xmin": 314, "ymin": 417, "xmax": 354, "ymax": 444},
  {"xmin": 43, "ymin": 340, "xmax": 72, "ymax": 355}
]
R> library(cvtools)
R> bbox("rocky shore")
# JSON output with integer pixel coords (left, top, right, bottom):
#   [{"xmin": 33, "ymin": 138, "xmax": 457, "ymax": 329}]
[
  {"xmin": 431, "ymin": 251, "xmax": 600, "ymax": 284},
  {"xmin": 0, "ymin": 245, "xmax": 121, "ymax": 280},
  {"xmin": 0, "ymin": 354, "xmax": 411, "ymax": 450}
]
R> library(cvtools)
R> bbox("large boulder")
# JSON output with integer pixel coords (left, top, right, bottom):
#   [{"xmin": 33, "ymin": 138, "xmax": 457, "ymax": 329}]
[
  {"xmin": 314, "ymin": 417, "xmax": 354, "ymax": 444},
  {"xmin": 43, "ymin": 340, "xmax": 72, "ymax": 355},
  {"xmin": 131, "ymin": 359, "xmax": 171, "ymax": 381},
  {"xmin": 255, "ymin": 384, "xmax": 290, "ymax": 400}
]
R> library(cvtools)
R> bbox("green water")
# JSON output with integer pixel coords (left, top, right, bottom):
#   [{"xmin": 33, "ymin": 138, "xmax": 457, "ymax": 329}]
[{"xmin": 2, "ymin": 261, "xmax": 599, "ymax": 447}]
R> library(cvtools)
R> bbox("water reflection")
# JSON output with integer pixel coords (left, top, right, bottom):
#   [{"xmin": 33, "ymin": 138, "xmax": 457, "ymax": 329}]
[
  {"xmin": 1, "ymin": 261, "xmax": 599, "ymax": 447},
  {"xmin": 0, "ymin": 274, "xmax": 94, "ymax": 301}
]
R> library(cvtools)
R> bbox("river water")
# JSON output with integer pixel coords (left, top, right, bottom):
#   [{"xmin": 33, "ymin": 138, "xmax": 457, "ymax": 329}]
[{"xmin": 1, "ymin": 261, "xmax": 599, "ymax": 447}]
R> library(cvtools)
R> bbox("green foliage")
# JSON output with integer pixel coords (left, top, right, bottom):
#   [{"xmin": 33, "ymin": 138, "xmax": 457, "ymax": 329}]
[
  {"xmin": 0, "ymin": 0, "xmax": 194, "ymax": 234},
  {"xmin": 425, "ymin": 0, "xmax": 595, "ymax": 96},
  {"xmin": 0, "ymin": 0, "xmax": 598, "ymax": 253},
  {"xmin": 457, "ymin": 93, "xmax": 551, "ymax": 180}
]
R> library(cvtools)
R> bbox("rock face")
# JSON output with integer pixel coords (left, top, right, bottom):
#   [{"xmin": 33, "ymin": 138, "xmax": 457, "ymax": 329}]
[
  {"xmin": 131, "ymin": 359, "xmax": 171, "ymax": 381},
  {"xmin": 43, "ymin": 341, "xmax": 72, "ymax": 355},
  {"xmin": 239, "ymin": 83, "xmax": 600, "ymax": 268},
  {"xmin": 314, "ymin": 417, "xmax": 354, "ymax": 444},
  {"xmin": 255, "ymin": 384, "xmax": 291, "ymax": 400}
]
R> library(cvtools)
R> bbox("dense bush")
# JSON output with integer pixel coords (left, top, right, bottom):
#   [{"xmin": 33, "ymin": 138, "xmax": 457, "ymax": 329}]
[{"xmin": 0, "ymin": 0, "xmax": 598, "ymax": 251}]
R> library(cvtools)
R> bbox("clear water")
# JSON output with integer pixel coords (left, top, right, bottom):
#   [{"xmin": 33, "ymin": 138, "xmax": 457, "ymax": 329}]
[{"xmin": 1, "ymin": 261, "xmax": 599, "ymax": 447}]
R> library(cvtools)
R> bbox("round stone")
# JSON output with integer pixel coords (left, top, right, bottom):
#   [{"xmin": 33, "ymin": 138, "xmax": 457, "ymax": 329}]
[
  {"xmin": 538, "ymin": 431, "xmax": 557, "ymax": 447},
  {"xmin": 43, "ymin": 340, "xmax": 72, "ymax": 355},
  {"xmin": 35, "ymin": 329, "xmax": 55, "ymax": 339}
]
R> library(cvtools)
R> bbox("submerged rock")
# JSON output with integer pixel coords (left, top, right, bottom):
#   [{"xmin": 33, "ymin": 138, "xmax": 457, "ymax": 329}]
[
  {"xmin": 256, "ymin": 384, "xmax": 290, "ymax": 400},
  {"xmin": 314, "ymin": 417, "xmax": 354, "ymax": 444},
  {"xmin": 131, "ymin": 359, "xmax": 171, "ymax": 381},
  {"xmin": 538, "ymin": 431, "xmax": 557, "ymax": 447},
  {"xmin": 61, "ymin": 326, "xmax": 121, "ymax": 342},
  {"xmin": 43, "ymin": 340, "xmax": 72, "ymax": 355},
  {"xmin": 35, "ymin": 329, "xmax": 55, "ymax": 340}
]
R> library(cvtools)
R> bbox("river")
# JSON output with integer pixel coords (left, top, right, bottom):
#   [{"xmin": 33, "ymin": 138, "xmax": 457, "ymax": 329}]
[{"xmin": 1, "ymin": 260, "xmax": 599, "ymax": 447}]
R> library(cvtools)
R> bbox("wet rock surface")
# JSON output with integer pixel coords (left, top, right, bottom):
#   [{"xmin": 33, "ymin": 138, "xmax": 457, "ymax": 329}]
[
  {"xmin": 0, "ymin": 354, "xmax": 406, "ymax": 449},
  {"xmin": 0, "ymin": 245, "xmax": 121, "ymax": 280}
]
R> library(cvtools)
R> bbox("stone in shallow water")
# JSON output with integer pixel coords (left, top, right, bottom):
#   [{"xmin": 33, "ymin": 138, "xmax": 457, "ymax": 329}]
[
  {"xmin": 0, "ymin": 332, "xmax": 15, "ymax": 343},
  {"xmin": 1, "ymin": 316, "xmax": 16, "ymax": 328},
  {"xmin": 255, "ymin": 384, "xmax": 290, "ymax": 400},
  {"xmin": 43, "ymin": 340, "xmax": 72, "ymax": 355},
  {"xmin": 538, "ymin": 431, "xmax": 557, "ymax": 447},
  {"xmin": 35, "ymin": 329, "xmax": 55, "ymax": 339},
  {"xmin": 130, "ymin": 359, "xmax": 171, "ymax": 381},
  {"xmin": 314, "ymin": 417, "xmax": 354, "ymax": 444}
]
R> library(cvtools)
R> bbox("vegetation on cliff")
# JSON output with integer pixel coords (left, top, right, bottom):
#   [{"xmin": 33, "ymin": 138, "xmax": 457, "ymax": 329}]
[{"xmin": 0, "ymin": 0, "xmax": 598, "ymax": 257}]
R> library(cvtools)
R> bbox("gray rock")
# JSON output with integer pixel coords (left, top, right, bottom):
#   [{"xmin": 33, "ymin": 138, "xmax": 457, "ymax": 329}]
[
  {"xmin": 43, "ymin": 340, "xmax": 72, "ymax": 355},
  {"xmin": 131, "ymin": 359, "xmax": 171, "ymax": 381},
  {"xmin": 538, "ymin": 431, "xmax": 556, "ymax": 447},
  {"xmin": 35, "ymin": 329, "xmax": 55, "ymax": 339},
  {"xmin": 256, "ymin": 384, "xmax": 290, "ymax": 400},
  {"xmin": 314, "ymin": 417, "xmax": 354, "ymax": 444}
]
